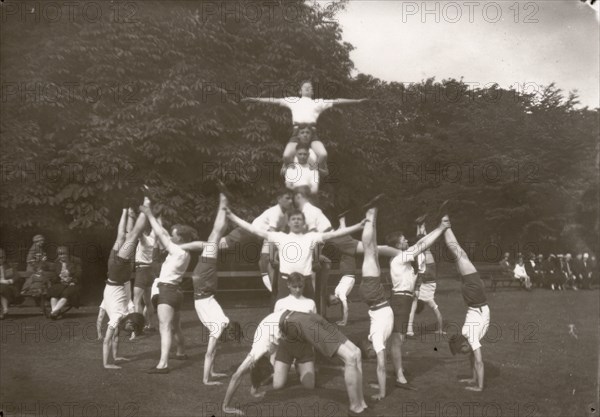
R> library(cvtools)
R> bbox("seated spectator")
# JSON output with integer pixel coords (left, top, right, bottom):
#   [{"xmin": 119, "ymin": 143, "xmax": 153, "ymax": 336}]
[
  {"xmin": 26, "ymin": 234, "xmax": 47, "ymax": 272},
  {"xmin": 0, "ymin": 248, "xmax": 22, "ymax": 319},
  {"xmin": 581, "ymin": 253, "xmax": 592, "ymax": 290},
  {"xmin": 499, "ymin": 252, "xmax": 512, "ymax": 276},
  {"xmin": 534, "ymin": 254, "xmax": 545, "ymax": 288},
  {"xmin": 47, "ymin": 246, "xmax": 82, "ymax": 319},
  {"xmin": 591, "ymin": 255, "xmax": 598, "ymax": 286},
  {"xmin": 21, "ymin": 251, "xmax": 53, "ymax": 312},
  {"xmin": 513, "ymin": 256, "xmax": 532, "ymax": 290},
  {"xmin": 524, "ymin": 253, "xmax": 537, "ymax": 288},
  {"xmin": 563, "ymin": 253, "xmax": 577, "ymax": 290},
  {"xmin": 543, "ymin": 254, "xmax": 558, "ymax": 290}
]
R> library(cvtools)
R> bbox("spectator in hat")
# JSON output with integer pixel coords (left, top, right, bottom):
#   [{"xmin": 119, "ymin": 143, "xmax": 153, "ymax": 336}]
[{"xmin": 26, "ymin": 235, "xmax": 47, "ymax": 272}]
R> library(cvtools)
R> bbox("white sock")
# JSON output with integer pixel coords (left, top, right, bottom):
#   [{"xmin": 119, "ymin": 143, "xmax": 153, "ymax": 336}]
[{"xmin": 262, "ymin": 274, "xmax": 272, "ymax": 292}]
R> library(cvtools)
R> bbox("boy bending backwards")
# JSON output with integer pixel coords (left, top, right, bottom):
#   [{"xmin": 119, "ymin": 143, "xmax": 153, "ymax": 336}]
[
  {"xmin": 222, "ymin": 309, "xmax": 369, "ymax": 416},
  {"xmin": 443, "ymin": 215, "xmax": 489, "ymax": 392},
  {"xmin": 243, "ymin": 80, "xmax": 367, "ymax": 176}
]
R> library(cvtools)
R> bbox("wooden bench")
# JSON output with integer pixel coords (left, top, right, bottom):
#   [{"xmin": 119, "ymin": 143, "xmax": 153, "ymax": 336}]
[{"xmin": 476, "ymin": 264, "xmax": 520, "ymax": 291}]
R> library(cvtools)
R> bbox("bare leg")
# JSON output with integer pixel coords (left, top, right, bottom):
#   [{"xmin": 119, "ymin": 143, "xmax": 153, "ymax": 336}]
[
  {"xmin": 390, "ymin": 333, "xmax": 407, "ymax": 384},
  {"xmin": 143, "ymin": 287, "xmax": 155, "ymax": 329},
  {"xmin": 311, "ymin": 141, "xmax": 329, "ymax": 176},
  {"xmin": 407, "ymin": 297, "xmax": 418, "ymax": 336},
  {"xmin": 173, "ymin": 311, "xmax": 185, "ymax": 355},
  {"xmin": 1, "ymin": 296, "xmax": 8, "ymax": 316},
  {"xmin": 336, "ymin": 341, "xmax": 366, "ymax": 414},
  {"xmin": 272, "ymin": 361, "xmax": 291, "ymax": 390},
  {"xmin": 297, "ymin": 361, "xmax": 316, "ymax": 389},
  {"xmin": 155, "ymin": 304, "xmax": 174, "ymax": 369},
  {"xmin": 443, "ymin": 223, "xmax": 477, "ymax": 276},
  {"xmin": 118, "ymin": 209, "xmax": 149, "ymax": 261},
  {"xmin": 112, "ymin": 209, "xmax": 128, "ymax": 251}
]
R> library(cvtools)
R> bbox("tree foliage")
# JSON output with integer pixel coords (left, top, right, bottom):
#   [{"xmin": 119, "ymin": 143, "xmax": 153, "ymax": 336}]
[{"xmin": 1, "ymin": 0, "xmax": 598, "ymax": 258}]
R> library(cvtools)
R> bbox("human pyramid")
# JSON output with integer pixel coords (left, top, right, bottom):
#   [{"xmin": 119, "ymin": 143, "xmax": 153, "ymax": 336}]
[{"xmin": 99, "ymin": 81, "xmax": 491, "ymax": 417}]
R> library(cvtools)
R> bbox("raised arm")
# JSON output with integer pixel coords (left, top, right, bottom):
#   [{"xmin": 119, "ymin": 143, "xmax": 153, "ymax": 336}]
[
  {"xmin": 222, "ymin": 354, "xmax": 256, "ymax": 415},
  {"xmin": 178, "ymin": 241, "xmax": 209, "ymax": 252},
  {"xmin": 408, "ymin": 221, "xmax": 449, "ymax": 257},
  {"xmin": 139, "ymin": 206, "xmax": 177, "ymax": 255},
  {"xmin": 225, "ymin": 209, "xmax": 270, "ymax": 240},
  {"xmin": 322, "ymin": 219, "xmax": 367, "ymax": 241}
]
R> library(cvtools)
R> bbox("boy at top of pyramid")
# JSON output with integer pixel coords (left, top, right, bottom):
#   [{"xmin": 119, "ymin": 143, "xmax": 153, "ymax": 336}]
[{"xmin": 242, "ymin": 80, "xmax": 367, "ymax": 176}]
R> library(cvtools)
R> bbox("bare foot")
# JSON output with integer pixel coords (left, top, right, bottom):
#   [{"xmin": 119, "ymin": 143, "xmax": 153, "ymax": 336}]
[
  {"xmin": 203, "ymin": 380, "xmax": 223, "ymax": 386},
  {"xmin": 371, "ymin": 393, "xmax": 384, "ymax": 401},
  {"xmin": 336, "ymin": 320, "xmax": 347, "ymax": 327},
  {"xmin": 211, "ymin": 372, "xmax": 227, "ymax": 378},
  {"xmin": 104, "ymin": 364, "xmax": 122, "ymax": 369},
  {"xmin": 465, "ymin": 386, "xmax": 483, "ymax": 392},
  {"xmin": 114, "ymin": 357, "xmax": 130, "ymax": 362},
  {"xmin": 459, "ymin": 378, "xmax": 476, "ymax": 384},
  {"xmin": 222, "ymin": 407, "xmax": 244, "ymax": 416},
  {"xmin": 369, "ymin": 383, "xmax": 380, "ymax": 389}
]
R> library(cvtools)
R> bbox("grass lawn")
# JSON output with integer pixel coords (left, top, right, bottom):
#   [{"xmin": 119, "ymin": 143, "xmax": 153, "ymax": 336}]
[{"xmin": 1, "ymin": 276, "xmax": 598, "ymax": 417}]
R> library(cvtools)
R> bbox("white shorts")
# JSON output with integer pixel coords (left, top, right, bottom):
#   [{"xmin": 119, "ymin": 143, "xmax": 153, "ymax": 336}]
[
  {"xmin": 368, "ymin": 306, "xmax": 394, "ymax": 354},
  {"xmin": 462, "ymin": 305, "xmax": 490, "ymax": 351},
  {"xmin": 103, "ymin": 284, "xmax": 128, "ymax": 329},
  {"xmin": 194, "ymin": 295, "xmax": 230, "ymax": 338},
  {"xmin": 418, "ymin": 282, "xmax": 437, "ymax": 304},
  {"xmin": 334, "ymin": 276, "xmax": 355, "ymax": 300}
]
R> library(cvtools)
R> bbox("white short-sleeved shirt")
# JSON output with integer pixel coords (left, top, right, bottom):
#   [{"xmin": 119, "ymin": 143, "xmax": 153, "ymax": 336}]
[
  {"xmin": 390, "ymin": 250, "xmax": 418, "ymax": 292},
  {"xmin": 285, "ymin": 163, "xmax": 319, "ymax": 194},
  {"xmin": 274, "ymin": 295, "xmax": 317, "ymax": 314},
  {"xmin": 155, "ymin": 246, "xmax": 190, "ymax": 286},
  {"xmin": 135, "ymin": 231, "xmax": 156, "ymax": 264},
  {"xmin": 252, "ymin": 205, "xmax": 287, "ymax": 232},
  {"xmin": 302, "ymin": 202, "xmax": 332, "ymax": 233},
  {"xmin": 249, "ymin": 311, "xmax": 286, "ymax": 360},
  {"xmin": 267, "ymin": 232, "xmax": 324, "ymax": 276},
  {"xmin": 281, "ymin": 97, "xmax": 334, "ymax": 124}
]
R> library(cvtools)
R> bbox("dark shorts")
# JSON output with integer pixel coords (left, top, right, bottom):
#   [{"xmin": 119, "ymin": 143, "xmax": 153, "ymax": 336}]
[
  {"xmin": 275, "ymin": 337, "xmax": 315, "ymax": 365},
  {"xmin": 289, "ymin": 125, "xmax": 319, "ymax": 144},
  {"xmin": 48, "ymin": 283, "xmax": 81, "ymax": 307},
  {"xmin": 134, "ymin": 266, "xmax": 155, "ymax": 289},
  {"xmin": 390, "ymin": 293, "xmax": 413, "ymax": 334},
  {"xmin": 359, "ymin": 276, "xmax": 387, "ymax": 306},
  {"xmin": 461, "ymin": 272, "xmax": 487, "ymax": 307},
  {"xmin": 107, "ymin": 250, "xmax": 133, "ymax": 284},
  {"xmin": 152, "ymin": 283, "xmax": 183, "ymax": 311},
  {"xmin": 280, "ymin": 311, "xmax": 348, "ymax": 358},
  {"xmin": 0, "ymin": 283, "xmax": 18, "ymax": 304},
  {"xmin": 192, "ymin": 257, "xmax": 218, "ymax": 299}
]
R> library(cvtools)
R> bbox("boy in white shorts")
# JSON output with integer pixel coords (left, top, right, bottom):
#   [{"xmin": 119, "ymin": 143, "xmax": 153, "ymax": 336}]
[
  {"xmin": 242, "ymin": 80, "xmax": 367, "ymax": 176},
  {"xmin": 442, "ymin": 214, "xmax": 489, "ymax": 392},
  {"xmin": 175, "ymin": 193, "xmax": 242, "ymax": 384},
  {"xmin": 103, "ymin": 200, "xmax": 152, "ymax": 369},
  {"xmin": 359, "ymin": 206, "xmax": 394, "ymax": 401},
  {"xmin": 407, "ymin": 220, "xmax": 445, "ymax": 336}
]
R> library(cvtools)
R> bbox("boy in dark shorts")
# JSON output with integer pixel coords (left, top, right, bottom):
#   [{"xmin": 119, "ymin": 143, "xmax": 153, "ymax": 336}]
[
  {"xmin": 222, "ymin": 310, "xmax": 368, "ymax": 416},
  {"xmin": 141, "ymin": 202, "xmax": 197, "ymax": 374},
  {"xmin": 377, "ymin": 214, "xmax": 449, "ymax": 389},
  {"xmin": 442, "ymin": 215, "xmax": 489, "ymax": 392}
]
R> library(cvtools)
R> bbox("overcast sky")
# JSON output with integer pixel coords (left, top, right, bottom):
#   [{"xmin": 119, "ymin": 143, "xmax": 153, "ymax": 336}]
[{"xmin": 335, "ymin": 0, "xmax": 599, "ymax": 108}]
